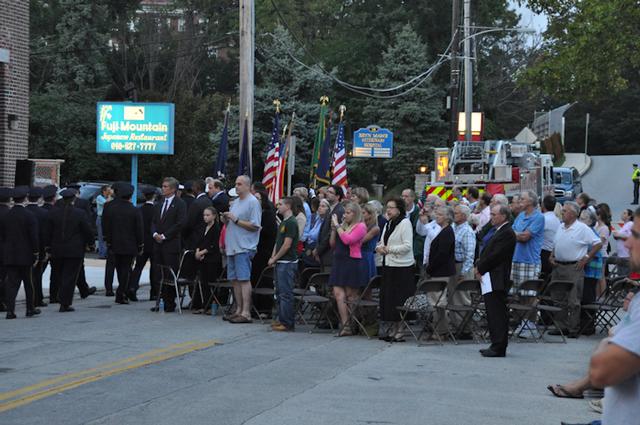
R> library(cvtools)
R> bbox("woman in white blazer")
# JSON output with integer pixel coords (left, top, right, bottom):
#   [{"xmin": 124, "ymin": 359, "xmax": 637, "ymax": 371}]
[{"xmin": 376, "ymin": 197, "xmax": 415, "ymax": 342}]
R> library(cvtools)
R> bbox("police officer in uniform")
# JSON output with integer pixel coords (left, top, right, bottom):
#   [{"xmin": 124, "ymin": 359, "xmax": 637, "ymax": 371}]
[
  {"xmin": 2, "ymin": 187, "xmax": 40, "ymax": 319},
  {"xmin": 0, "ymin": 187, "xmax": 11, "ymax": 312},
  {"xmin": 130, "ymin": 186, "xmax": 157, "ymax": 300},
  {"xmin": 26, "ymin": 187, "xmax": 49, "ymax": 307},
  {"xmin": 102, "ymin": 183, "xmax": 144, "ymax": 304},
  {"xmin": 47, "ymin": 189, "xmax": 94, "ymax": 312},
  {"xmin": 40, "ymin": 185, "xmax": 58, "ymax": 303},
  {"xmin": 632, "ymin": 164, "xmax": 640, "ymax": 205}
]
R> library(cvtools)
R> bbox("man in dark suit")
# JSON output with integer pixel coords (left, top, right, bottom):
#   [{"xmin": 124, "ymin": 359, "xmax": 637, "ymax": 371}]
[
  {"xmin": 129, "ymin": 187, "xmax": 157, "ymax": 300},
  {"xmin": 475, "ymin": 204, "xmax": 516, "ymax": 357},
  {"xmin": 102, "ymin": 183, "xmax": 144, "ymax": 305},
  {"xmin": 313, "ymin": 184, "xmax": 344, "ymax": 272},
  {"xmin": 0, "ymin": 187, "xmax": 11, "ymax": 312},
  {"xmin": 2, "ymin": 187, "xmax": 40, "ymax": 319},
  {"xmin": 181, "ymin": 181, "xmax": 195, "ymax": 210},
  {"xmin": 26, "ymin": 187, "xmax": 49, "ymax": 307},
  {"xmin": 150, "ymin": 177, "xmax": 187, "ymax": 312},
  {"xmin": 207, "ymin": 178, "xmax": 229, "ymax": 213},
  {"xmin": 47, "ymin": 189, "xmax": 94, "ymax": 312}
]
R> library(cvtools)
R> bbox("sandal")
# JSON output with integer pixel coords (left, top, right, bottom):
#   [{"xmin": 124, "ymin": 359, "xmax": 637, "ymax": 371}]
[
  {"xmin": 335, "ymin": 325, "xmax": 353, "ymax": 337},
  {"xmin": 229, "ymin": 315, "xmax": 253, "ymax": 324},
  {"xmin": 547, "ymin": 385, "xmax": 584, "ymax": 399}
]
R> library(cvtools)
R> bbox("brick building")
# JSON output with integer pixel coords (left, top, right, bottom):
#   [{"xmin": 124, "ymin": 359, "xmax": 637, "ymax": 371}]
[{"xmin": 0, "ymin": 0, "xmax": 29, "ymax": 186}]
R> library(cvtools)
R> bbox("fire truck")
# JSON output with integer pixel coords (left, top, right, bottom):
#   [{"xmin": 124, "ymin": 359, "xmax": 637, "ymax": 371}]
[{"xmin": 424, "ymin": 140, "xmax": 554, "ymax": 201}]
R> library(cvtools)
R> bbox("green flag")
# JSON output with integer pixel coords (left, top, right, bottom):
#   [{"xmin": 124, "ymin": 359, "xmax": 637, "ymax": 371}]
[{"xmin": 309, "ymin": 97, "xmax": 329, "ymax": 187}]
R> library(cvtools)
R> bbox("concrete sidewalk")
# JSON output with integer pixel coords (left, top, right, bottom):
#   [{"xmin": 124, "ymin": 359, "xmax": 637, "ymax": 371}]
[{"xmin": 0, "ymin": 295, "xmax": 603, "ymax": 425}]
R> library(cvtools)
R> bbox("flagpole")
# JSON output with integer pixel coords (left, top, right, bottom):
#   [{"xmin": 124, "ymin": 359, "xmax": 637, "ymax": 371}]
[{"xmin": 286, "ymin": 112, "xmax": 296, "ymax": 196}]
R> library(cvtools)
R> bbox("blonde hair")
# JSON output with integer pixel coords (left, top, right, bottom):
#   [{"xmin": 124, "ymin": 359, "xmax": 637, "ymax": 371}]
[
  {"xmin": 362, "ymin": 202, "xmax": 378, "ymax": 225},
  {"xmin": 342, "ymin": 201, "xmax": 362, "ymax": 231},
  {"xmin": 352, "ymin": 187, "xmax": 370, "ymax": 204}
]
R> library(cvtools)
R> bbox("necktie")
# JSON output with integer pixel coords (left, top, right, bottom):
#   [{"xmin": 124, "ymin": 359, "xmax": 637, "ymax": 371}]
[{"xmin": 161, "ymin": 199, "xmax": 169, "ymax": 218}]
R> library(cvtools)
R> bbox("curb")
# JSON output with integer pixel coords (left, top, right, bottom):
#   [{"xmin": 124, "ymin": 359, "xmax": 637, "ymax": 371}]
[{"xmin": 580, "ymin": 155, "xmax": 592, "ymax": 176}]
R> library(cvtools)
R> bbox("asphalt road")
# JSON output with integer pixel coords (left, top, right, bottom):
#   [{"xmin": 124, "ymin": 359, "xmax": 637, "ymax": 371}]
[
  {"xmin": 581, "ymin": 154, "xmax": 640, "ymax": 220},
  {"xmin": 0, "ymin": 295, "xmax": 602, "ymax": 425}
]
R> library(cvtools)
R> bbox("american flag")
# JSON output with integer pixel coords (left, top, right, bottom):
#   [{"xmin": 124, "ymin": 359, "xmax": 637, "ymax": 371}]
[
  {"xmin": 262, "ymin": 112, "xmax": 281, "ymax": 204},
  {"xmin": 331, "ymin": 121, "xmax": 348, "ymax": 190}
]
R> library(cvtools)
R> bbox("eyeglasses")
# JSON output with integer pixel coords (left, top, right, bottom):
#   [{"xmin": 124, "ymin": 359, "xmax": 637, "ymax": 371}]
[{"xmin": 386, "ymin": 206, "xmax": 398, "ymax": 210}]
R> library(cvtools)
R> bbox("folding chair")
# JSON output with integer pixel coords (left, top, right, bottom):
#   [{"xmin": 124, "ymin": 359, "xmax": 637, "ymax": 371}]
[
  {"xmin": 396, "ymin": 279, "xmax": 448, "ymax": 344},
  {"xmin": 154, "ymin": 250, "xmax": 197, "ymax": 314},
  {"xmin": 175, "ymin": 250, "xmax": 200, "ymax": 309},
  {"xmin": 535, "ymin": 280, "xmax": 574, "ymax": 343},
  {"xmin": 344, "ymin": 275, "xmax": 382, "ymax": 338},
  {"xmin": 294, "ymin": 272, "xmax": 333, "ymax": 330},
  {"xmin": 507, "ymin": 279, "xmax": 545, "ymax": 342},
  {"xmin": 445, "ymin": 279, "xmax": 483, "ymax": 344},
  {"xmin": 251, "ymin": 266, "xmax": 275, "ymax": 323},
  {"xmin": 294, "ymin": 267, "xmax": 321, "ymax": 296},
  {"xmin": 580, "ymin": 277, "xmax": 632, "ymax": 334},
  {"xmin": 204, "ymin": 266, "xmax": 232, "ymax": 315}
]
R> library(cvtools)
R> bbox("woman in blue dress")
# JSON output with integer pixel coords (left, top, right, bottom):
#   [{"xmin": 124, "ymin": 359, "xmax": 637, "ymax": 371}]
[{"xmin": 361, "ymin": 203, "xmax": 380, "ymax": 280}]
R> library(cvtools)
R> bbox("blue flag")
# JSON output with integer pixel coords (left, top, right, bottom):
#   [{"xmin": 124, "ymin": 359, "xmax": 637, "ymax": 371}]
[
  {"xmin": 314, "ymin": 119, "xmax": 332, "ymax": 185},
  {"xmin": 238, "ymin": 117, "xmax": 251, "ymax": 179},
  {"xmin": 213, "ymin": 108, "xmax": 229, "ymax": 179}
]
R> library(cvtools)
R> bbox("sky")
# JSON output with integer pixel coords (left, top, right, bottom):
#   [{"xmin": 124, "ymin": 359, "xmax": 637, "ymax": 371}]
[{"xmin": 510, "ymin": 1, "xmax": 548, "ymax": 32}]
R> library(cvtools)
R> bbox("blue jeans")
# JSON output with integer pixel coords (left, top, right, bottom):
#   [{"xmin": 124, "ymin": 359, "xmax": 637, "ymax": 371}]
[
  {"xmin": 276, "ymin": 262, "xmax": 297, "ymax": 329},
  {"xmin": 96, "ymin": 216, "xmax": 107, "ymax": 258}
]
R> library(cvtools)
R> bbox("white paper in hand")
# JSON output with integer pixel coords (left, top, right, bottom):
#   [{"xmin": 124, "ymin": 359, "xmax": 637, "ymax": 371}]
[{"xmin": 480, "ymin": 273, "xmax": 492, "ymax": 295}]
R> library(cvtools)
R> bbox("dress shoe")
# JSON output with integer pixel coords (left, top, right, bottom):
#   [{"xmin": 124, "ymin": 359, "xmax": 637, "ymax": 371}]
[
  {"xmin": 59, "ymin": 305, "xmax": 75, "ymax": 312},
  {"xmin": 105, "ymin": 291, "xmax": 115, "ymax": 297},
  {"xmin": 81, "ymin": 287, "xmax": 97, "ymax": 299},
  {"xmin": 127, "ymin": 292, "xmax": 138, "ymax": 302},
  {"xmin": 115, "ymin": 298, "xmax": 129, "ymax": 305},
  {"xmin": 6, "ymin": 312, "xmax": 17, "ymax": 319},
  {"xmin": 36, "ymin": 301, "xmax": 48, "ymax": 307},
  {"xmin": 26, "ymin": 309, "xmax": 41, "ymax": 317},
  {"xmin": 481, "ymin": 349, "xmax": 506, "ymax": 358}
]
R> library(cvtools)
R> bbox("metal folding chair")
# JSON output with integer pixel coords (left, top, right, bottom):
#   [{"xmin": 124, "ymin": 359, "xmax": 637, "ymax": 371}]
[
  {"xmin": 535, "ymin": 280, "xmax": 574, "ymax": 343},
  {"xmin": 508, "ymin": 279, "xmax": 545, "ymax": 342},
  {"xmin": 252, "ymin": 266, "xmax": 275, "ymax": 323},
  {"xmin": 205, "ymin": 266, "xmax": 232, "ymax": 315},
  {"xmin": 344, "ymin": 275, "xmax": 382, "ymax": 338},
  {"xmin": 294, "ymin": 272, "xmax": 333, "ymax": 330},
  {"xmin": 580, "ymin": 277, "xmax": 632, "ymax": 334},
  {"xmin": 154, "ymin": 250, "xmax": 196, "ymax": 314},
  {"xmin": 445, "ymin": 279, "xmax": 484, "ymax": 344},
  {"xmin": 396, "ymin": 279, "xmax": 448, "ymax": 344}
]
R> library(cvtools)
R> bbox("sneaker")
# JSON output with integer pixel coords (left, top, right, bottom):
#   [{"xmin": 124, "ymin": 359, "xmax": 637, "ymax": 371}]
[{"xmin": 589, "ymin": 398, "xmax": 603, "ymax": 414}]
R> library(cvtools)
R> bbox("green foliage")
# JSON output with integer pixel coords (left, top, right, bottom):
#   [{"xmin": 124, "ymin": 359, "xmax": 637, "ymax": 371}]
[
  {"xmin": 523, "ymin": 0, "xmax": 640, "ymax": 101},
  {"xmin": 360, "ymin": 25, "xmax": 446, "ymax": 189}
]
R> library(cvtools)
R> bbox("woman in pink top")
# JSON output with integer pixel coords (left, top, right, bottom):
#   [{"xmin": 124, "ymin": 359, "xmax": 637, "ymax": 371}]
[{"xmin": 329, "ymin": 201, "xmax": 369, "ymax": 336}]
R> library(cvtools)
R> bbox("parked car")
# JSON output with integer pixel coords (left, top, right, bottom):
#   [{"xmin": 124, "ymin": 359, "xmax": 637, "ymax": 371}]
[{"xmin": 553, "ymin": 167, "xmax": 583, "ymax": 203}]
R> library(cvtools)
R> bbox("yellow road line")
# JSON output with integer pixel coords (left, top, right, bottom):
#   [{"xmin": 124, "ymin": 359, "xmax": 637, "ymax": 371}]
[
  {"xmin": 0, "ymin": 340, "xmax": 219, "ymax": 413},
  {"xmin": 0, "ymin": 340, "xmax": 200, "ymax": 402}
]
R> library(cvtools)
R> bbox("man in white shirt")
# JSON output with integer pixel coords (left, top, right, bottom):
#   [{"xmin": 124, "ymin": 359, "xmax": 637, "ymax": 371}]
[
  {"xmin": 550, "ymin": 201, "xmax": 602, "ymax": 336},
  {"xmin": 541, "ymin": 195, "xmax": 561, "ymax": 279},
  {"xmin": 415, "ymin": 198, "xmax": 444, "ymax": 271}
]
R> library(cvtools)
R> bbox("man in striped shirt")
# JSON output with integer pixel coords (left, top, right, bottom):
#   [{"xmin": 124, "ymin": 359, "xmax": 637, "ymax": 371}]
[{"xmin": 450, "ymin": 204, "xmax": 476, "ymax": 336}]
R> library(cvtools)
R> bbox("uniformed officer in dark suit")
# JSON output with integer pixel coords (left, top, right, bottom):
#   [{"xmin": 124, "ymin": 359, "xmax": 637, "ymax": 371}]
[
  {"xmin": 26, "ymin": 187, "xmax": 49, "ymax": 307},
  {"xmin": 40, "ymin": 185, "xmax": 58, "ymax": 303},
  {"xmin": 150, "ymin": 177, "xmax": 186, "ymax": 312},
  {"xmin": 57, "ymin": 185, "xmax": 96, "ymax": 298},
  {"xmin": 47, "ymin": 189, "xmax": 94, "ymax": 312},
  {"xmin": 2, "ymin": 187, "xmax": 40, "ymax": 319},
  {"xmin": 130, "ymin": 186, "xmax": 157, "ymax": 300},
  {"xmin": 0, "ymin": 188, "xmax": 13, "ymax": 312},
  {"xmin": 102, "ymin": 183, "xmax": 144, "ymax": 304}
]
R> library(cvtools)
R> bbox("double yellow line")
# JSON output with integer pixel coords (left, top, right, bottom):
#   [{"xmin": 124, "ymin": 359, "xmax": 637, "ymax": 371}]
[{"xmin": 0, "ymin": 340, "xmax": 219, "ymax": 413}]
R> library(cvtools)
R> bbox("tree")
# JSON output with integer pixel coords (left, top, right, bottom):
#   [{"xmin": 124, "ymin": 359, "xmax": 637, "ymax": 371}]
[
  {"xmin": 523, "ymin": 0, "xmax": 640, "ymax": 101},
  {"xmin": 360, "ymin": 24, "xmax": 447, "ymax": 189}
]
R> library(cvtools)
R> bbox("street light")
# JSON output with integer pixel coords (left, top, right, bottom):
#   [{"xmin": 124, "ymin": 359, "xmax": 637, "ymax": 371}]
[{"xmin": 419, "ymin": 165, "xmax": 428, "ymax": 174}]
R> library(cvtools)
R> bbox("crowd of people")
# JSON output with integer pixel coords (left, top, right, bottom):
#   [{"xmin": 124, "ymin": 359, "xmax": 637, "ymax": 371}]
[{"xmin": 1, "ymin": 176, "xmax": 639, "ymax": 423}]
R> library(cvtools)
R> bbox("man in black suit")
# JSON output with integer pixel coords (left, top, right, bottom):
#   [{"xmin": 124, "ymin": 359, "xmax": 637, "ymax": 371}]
[
  {"xmin": 313, "ymin": 184, "xmax": 345, "ymax": 272},
  {"xmin": 207, "ymin": 178, "xmax": 229, "ymax": 213},
  {"xmin": 0, "ymin": 188, "xmax": 11, "ymax": 312},
  {"xmin": 2, "ymin": 187, "xmax": 40, "ymax": 319},
  {"xmin": 26, "ymin": 187, "xmax": 49, "ymax": 307},
  {"xmin": 150, "ymin": 177, "xmax": 186, "ymax": 312},
  {"xmin": 130, "ymin": 187, "xmax": 157, "ymax": 300},
  {"xmin": 47, "ymin": 189, "xmax": 94, "ymax": 312},
  {"xmin": 475, "ymin": 204, "xmax": 516, "ymax": 357},
  {"xmin": 102, "ymin": 183, "xmax": 144, "ymax": 304}
]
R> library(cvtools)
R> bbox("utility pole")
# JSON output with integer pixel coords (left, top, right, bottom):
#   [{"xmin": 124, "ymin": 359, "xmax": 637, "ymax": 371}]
[
  {"xmin": 463, "ymin": 0, "xmax": 473, "ymax": 142},
  {"xmin": 584, "ymin": 113, "xmax": 590, "ymax": 154},
  {"xmin": 239, "ymin": 0, "xmax": 255, "ymax": 176},
  {"xmin": 448, "ymin": 0, "xmax": 460, "ymax": 147}
]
